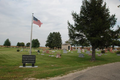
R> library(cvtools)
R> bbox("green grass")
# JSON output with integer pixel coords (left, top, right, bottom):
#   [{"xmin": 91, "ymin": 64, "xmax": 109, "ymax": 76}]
[{"xmin": 0, "ymin": 47, "xmax": 120, "ymax": 80}]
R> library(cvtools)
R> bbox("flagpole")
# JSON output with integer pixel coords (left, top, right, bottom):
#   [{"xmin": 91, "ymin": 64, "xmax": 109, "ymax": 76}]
[{"xmin": 30, "ymin": 13, "xmax": 34, "ymax": 55}]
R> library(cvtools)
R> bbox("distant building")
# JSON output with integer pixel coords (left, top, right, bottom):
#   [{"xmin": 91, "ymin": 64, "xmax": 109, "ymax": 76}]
[{"xmin": 61, "ymin": 43, "xmax": 71, "ymax": 50}]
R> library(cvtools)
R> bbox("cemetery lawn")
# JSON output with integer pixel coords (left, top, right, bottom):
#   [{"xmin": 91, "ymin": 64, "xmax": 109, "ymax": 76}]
[{"xmin": 0, "ymin": 47, "xmax": 120, "ymax": 80}]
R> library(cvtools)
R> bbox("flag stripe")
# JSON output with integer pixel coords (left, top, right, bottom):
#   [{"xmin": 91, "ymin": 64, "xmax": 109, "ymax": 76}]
[{"xmin": 33, "ymin": 16, "xmax": 42, "ymax": 27}]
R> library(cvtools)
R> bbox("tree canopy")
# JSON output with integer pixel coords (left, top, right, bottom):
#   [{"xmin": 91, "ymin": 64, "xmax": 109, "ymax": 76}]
[
  {"xmin": 46, "ymin": 32, "xmax": 62, "ymax": 49},
  {"xmin": 3, "ymin": 39, "xmax": 11, "ymax": 46},
  {"xmin": 26, "ymin": 42, "xmax": 30, "ymax": 47},
  {"xmin": 17, "ymin": 42, "xmax": 25, "ymax": 47},
  {"xmin": 32, "ymin": 39, "xmax": 40, "ymax": 48},
  {"xmin": 68, "ymin": 0, "xmax": 119, "ymax": 61}
]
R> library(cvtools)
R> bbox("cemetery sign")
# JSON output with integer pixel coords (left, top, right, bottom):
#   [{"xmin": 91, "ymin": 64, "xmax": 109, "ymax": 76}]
[{"xmin": 22, "ymin": 55, "xmax": 36, "ymax": 67}]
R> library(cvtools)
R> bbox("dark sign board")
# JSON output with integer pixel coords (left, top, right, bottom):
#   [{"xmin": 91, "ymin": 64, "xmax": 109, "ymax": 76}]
[{"xmin": 22, "ymin": 55, "xmax": 36, "ymax": 63}]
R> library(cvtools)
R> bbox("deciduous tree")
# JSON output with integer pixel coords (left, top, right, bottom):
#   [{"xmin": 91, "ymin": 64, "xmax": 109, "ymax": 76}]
[
  {"xmin": 46, "ymin": 32, "xmax": 62, "ymax": 49},
  {"xmin": 32, "ymin": 39, "xmax": 40, "ymax": 48}
]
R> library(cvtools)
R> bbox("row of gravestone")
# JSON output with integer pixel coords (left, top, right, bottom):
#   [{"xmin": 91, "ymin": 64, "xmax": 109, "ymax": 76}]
[{"xmin": 78, "ymin": 53, "xmax": 105, "ymax": 58}]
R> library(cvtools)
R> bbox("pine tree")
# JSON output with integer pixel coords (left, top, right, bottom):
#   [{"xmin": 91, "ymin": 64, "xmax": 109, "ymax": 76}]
[
  {"xmin": 68, "ymin": 0, "xmax": 117, "ymax": 61},
  {"xmin": 3, "ymin": 39, "xmax": 11, "ymax": 46}
]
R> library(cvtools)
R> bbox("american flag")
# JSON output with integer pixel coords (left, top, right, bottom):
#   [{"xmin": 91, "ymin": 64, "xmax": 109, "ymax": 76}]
[{"xmin": 33, "ymin": 16, "xmax": 42, "ymax": 27}]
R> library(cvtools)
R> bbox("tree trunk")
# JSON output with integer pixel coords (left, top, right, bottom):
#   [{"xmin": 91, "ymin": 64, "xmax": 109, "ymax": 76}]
[{"xmin": 91, "ymin": 46, "xmax": 96, "ymax": 61}]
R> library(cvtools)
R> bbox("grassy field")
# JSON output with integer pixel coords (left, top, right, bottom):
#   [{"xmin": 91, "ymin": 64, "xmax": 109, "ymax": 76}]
[{"xmin": 0, "ymin": 47, "xmax": 120, "ymax": 80}]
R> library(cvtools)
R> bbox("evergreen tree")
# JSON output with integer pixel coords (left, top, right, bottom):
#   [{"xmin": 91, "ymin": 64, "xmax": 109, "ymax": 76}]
[
  {"xmin": 68, "ymin": 0, "xmax": 117, "ymax": 61},
  {"xmin": 110, "ymin": 26, "xmax": 120, "ymax": 49},
  {"xmin": 3, "ymin": 39, "xmax": 11, "ymax": 46}
]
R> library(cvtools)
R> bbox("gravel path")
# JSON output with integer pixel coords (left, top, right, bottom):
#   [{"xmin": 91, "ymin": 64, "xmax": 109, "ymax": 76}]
[{"xmin": 25, "ymin": 62, "xmax": 120, "ymax": 80}]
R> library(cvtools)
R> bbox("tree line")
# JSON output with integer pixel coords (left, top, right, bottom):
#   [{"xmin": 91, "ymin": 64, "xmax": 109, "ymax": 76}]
[
  {"xmin": 3, "ymin": 39, "xmax": 40, "ymax": 48},
  {"xmin": 3, "ymin": 32, "xmax": 62, "ymax": 48}
]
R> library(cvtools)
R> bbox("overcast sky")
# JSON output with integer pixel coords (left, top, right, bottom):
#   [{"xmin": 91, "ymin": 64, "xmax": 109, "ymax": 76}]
[{"xmin": 0, "ymin": 0, "xmax": 120, "ymax": 46}]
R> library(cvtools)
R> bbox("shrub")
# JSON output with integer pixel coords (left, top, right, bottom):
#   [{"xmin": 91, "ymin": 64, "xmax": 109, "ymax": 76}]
[{"xmin": 17, "ymin": 49, "xmax": 20, "ymax": 52}]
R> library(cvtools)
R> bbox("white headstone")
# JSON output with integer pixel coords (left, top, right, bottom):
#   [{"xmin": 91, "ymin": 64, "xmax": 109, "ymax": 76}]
[
  {"xmin": 75, "ymin": 46, "xmax": 77, "ymax": 50},
  {"xmin": 77, "ymin": 48, "xmax": 81, "ymax": 53},
  {"xmin": 52, "ymin": 51, "xmax": 55, "ymax": 53},
  {"xmin": 51, "ymin": 55, "xmax": 54, "ymax": 57},
  {"xmin": 41, "ymin": 53, "xmax": 44, "ymax": 55},
  {"xmin": 90, "ymin": 48, "xmax": 92, "ymax": 51},
  {"xmin": 20, "ymin": 49, "xmax": 23, "ymax": 52},
  {"xmin": 63, "ymin": 49, "xmax": 67, "ymax": 53},
  {"xmin": 114, "ymin": 48, "xmax": 117, "ymax": 51}
]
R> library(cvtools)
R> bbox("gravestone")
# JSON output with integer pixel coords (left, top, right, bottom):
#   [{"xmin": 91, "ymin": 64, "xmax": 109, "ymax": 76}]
[
  {"xmin": 46, "ymin": 50, "xmax": 49, "ymax": 53},
  {"xmin": 20, "ymin": 49, "xmax": 23, "ymax": 52},
  {"xmin": 41, "ymin": 53, "xmax": 44, "ymax": 55},
  {"xmin": 114, "ymin": 48, "xmax": 117, "ymax": 52},
  {"xmin": 77, "ymin": 48, "xmax": 81, "ymax": 53},
  {"xmin": 63, "ymin": 49, "xmax": 67, "ymax": 53},
  {"xmin": 82, "ymin": 49, "xmax": 84, "ymax": 52},
  {"xmin": 114, "ymin": 48, "xmax": 117, "ymax": 51},
  {"xmin": 117, "ymin": 54, "xmax": 120, "ymax": 56},
  {"xmin": 42, "ymin": 51, "xmax": 45, "ymax": 53},
  {"xmin": 51, "ymin": 55, "xmax": 54, "ymax": 57},
  {"xmin": 75, "ymin": 47, "xmax": 77, "ymax": 50},
  {"xmin": 97, "ymin": 54, "xmax": 102, "ymax": 56},
  {"xmin": 86, "ymin": 51, "xmax": 90, "ymax": 54},
  {"xmin": 56, "ymin": 54, "xmax": 61, "ymax": 58},
  {"xmin": 105, "ymin": 49, "xmax": 108, "ymax": 53},
  {"xmin": 88, "ymin": 53, "xmax": 92, "ymax": 56},
  {"xmin": 78, "ymin": 54, "xmax": 84, "ymax": 58},
  {"xmin": 96, "ymin": 49, "xmax": 98, "ymax": 51},
  {"xmin": 90, "ymin": 48, "xmax": 92, "ymax": 51},
  {"xmin": 52, "ymin": 51, "xmax": 55, "ymax": 53},
  {"xmin": 110, "ymin": 48, "xmax": 113, "ymax": 52}
]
